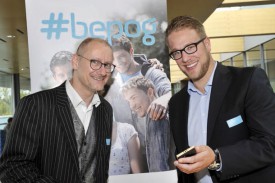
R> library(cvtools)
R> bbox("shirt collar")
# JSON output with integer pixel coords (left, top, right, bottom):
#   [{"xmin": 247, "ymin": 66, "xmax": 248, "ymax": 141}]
[
  {"xmin": 65, "ymin": 80, "xmax": 101, "ymax": 108},
  {"xmin": 188, "ymin": 61, "xmax": 217, "ymax": 95}
]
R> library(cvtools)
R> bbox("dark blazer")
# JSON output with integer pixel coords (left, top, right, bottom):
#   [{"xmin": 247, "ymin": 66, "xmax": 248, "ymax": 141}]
[
  {"xmin": 0, "ymin": 82, "xmax": 113, "ymax": 183},
  {"xmin": 169, "ymin": 63, "xmax": 275, "ymax": 183}
]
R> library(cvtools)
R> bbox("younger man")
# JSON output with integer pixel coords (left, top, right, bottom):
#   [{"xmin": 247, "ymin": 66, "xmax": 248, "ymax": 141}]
[{"xmin": 121, "ymin": 76, "xmax": 174, "ymax": 172}]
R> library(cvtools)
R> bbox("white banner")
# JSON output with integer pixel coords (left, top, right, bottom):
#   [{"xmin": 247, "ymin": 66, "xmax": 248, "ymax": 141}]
[{"xmin": 26, "ymin": 0, "xmax": 170, "ymax": 93}]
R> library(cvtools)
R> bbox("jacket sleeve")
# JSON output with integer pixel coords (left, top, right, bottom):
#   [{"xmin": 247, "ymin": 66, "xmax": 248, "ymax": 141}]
[
  {"xmin": 0, "ymin": 96, "xmax": 57, "ymax": 183},
  {"xmin": 144, "ymin": 67, "xmax": 171, "ymax": 97}
]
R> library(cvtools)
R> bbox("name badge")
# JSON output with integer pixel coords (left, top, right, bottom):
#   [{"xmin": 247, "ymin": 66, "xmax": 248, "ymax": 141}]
[
  {"xmin": 106, "ymin": 138, "xmax": 110, "ymax": 145},
  {"xmin": 227, "ymin": 115, "xmax": 243, "ymax": 128}
]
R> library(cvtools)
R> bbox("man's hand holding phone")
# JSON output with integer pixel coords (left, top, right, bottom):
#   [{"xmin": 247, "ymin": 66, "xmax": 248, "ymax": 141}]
[
  {"xmin": 174, "ymin": 145, "xmax": 215, "ymax": 174},
  {"xmin": 176, "ymin": 146, "xmax": 196, "ymax": 159}
]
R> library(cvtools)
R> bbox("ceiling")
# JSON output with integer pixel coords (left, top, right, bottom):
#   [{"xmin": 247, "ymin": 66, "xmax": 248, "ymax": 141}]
[
  {"xmin": 0, "ymin": 0, "xmax": 29, "ymax": 78},
  {"xmin": 1, "ymin": 0, "xmax": 275, "ymax": 85}
]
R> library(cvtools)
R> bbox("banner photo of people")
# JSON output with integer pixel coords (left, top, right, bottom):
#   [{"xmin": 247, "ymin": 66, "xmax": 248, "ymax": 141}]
[{"xmin": 25, "ymin": 0, "xmax": 176, "ymax": 182}]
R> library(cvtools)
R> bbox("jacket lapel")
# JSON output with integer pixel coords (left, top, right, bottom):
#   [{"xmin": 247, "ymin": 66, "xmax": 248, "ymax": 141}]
[
  {"xmin": 207, "ymin": 63, "xmax": 232, "ymax": 143},
  {"xmin": 55, "ymin": 82, "xmax": 79, "ymax": 172},
  {"xmin": 174, "ymin": 88, "xmax": 190, "ymax": 151}
]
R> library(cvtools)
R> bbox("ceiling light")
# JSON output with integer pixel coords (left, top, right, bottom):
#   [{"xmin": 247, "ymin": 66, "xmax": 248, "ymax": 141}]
[{"xmin": 7, "ymin": 35, "xmax": 16, "ymax": 38}]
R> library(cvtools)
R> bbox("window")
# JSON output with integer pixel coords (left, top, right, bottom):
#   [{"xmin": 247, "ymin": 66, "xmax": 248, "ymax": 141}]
[
  {"xmin": 246, "ymin": 46, "xmax": 261, "ymax": 68},
  {"xmin": 232, "ymin": 54, "xmax": 244, "ymax": 67},
  {"xmin": 264, "ymin": 39, "xmax": 275, "ymax": 91},
  {"xmin": 0, "ymin": 72, "xmax": 13, "ymax": 129}
]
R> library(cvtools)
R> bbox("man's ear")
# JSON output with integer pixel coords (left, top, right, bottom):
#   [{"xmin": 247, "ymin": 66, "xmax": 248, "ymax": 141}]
[
  {"xmin": 204, "ymin": 37, "xmax": 211, "ymax": 52},
  {"xmin": 72, "ymin": 54, "xmax": 79, "ymax": 69},
  {"xmin": 147, "ymin": 87, "xmax": 155, "ymax": 98}
]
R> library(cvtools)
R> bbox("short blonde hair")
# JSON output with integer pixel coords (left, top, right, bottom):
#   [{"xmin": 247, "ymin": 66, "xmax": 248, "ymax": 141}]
[{"xmin": 165, "ymin": 15, "xmax": 207, "ymax": 43}]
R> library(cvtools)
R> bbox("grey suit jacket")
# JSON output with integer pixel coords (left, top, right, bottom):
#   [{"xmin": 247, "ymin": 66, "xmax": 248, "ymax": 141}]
[
  {"xmin": 0, "ymin": 82, "xmax": 113, "ymax": 183},
  {"xmin": 169, "ymin": 63, "xmax": 275, "ymax": 183}
]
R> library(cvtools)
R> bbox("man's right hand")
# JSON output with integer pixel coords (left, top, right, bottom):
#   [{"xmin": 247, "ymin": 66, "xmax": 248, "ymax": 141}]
[{"xmin": 174, "ymin": 145, "xmax": 215, "ymax": 174}]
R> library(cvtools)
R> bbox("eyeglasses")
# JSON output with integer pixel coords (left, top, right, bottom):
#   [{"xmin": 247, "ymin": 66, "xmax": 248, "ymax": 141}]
[
  {"xmin": 77, "ymin": 54, "xmax": 116, "ymax": 73},
  {"xmin": 169, "ymin": 37, "xmax": 206, "ymax": 60}
]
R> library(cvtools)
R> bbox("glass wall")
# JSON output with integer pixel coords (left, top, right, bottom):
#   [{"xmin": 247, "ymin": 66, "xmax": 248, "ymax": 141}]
[
  {"xmin": 232, "ymin": 54, "xmax": 244, "ymax": 67},
  {"xmin": 264, "ymin": 39, "xmax": 275, "ymax": 90},
  {"xmin": 0, "ymin": 72, "xmax": 13, "ymax": 129},
  {"xmin": 221, "ymin": 59, "xmax": 232, "ymax": 66},
  {"xmin": 220, "ymin": 38, "xmax": 275, "ymax": 92},
  {"xmin": 246, "ymin": 46, "xmax": 262, "ymax": 68},
  {"xmin": 0, "ymin": 72, "xmax": 31, "ymax": 129}
]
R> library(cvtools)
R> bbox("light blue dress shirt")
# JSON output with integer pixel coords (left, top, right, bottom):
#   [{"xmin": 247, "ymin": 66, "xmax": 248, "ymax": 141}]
[{"xmin": 187, "ymin": 62, "xmax": 217, "ymax": 183}]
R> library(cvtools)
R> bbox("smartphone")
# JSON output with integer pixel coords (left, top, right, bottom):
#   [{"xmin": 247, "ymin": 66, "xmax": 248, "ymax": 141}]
[{"xmin": 176, "ymin": 146, "xmax": 196, "ymax": 159}]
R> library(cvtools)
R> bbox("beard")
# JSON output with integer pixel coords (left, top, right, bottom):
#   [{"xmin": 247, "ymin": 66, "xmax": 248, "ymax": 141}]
[{"xmin": 186, "ymin": 54, "xmax": 211, "ymax": 82}]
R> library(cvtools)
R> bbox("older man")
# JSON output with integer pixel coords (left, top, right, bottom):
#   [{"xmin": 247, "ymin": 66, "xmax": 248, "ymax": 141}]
[{"xmin": 0, "ymin": 38, "xmax": 115, "ymax": 183}]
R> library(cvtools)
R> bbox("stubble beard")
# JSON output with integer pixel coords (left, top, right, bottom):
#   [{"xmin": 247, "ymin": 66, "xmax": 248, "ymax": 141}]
[{"xmin": 184, "ymin": 56, "xmax": 210, "ymax": 82}]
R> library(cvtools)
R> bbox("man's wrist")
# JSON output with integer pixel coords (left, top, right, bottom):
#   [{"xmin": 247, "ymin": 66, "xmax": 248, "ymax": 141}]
[{"xmin": 208, "ymin": 149, "xmax": 221, "ymax": 171}]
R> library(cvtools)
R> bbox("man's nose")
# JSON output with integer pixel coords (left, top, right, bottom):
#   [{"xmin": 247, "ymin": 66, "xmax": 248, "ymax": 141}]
[{"xmin": 181, "ymin": 51, "xmax": 190, "ymax": 62}]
